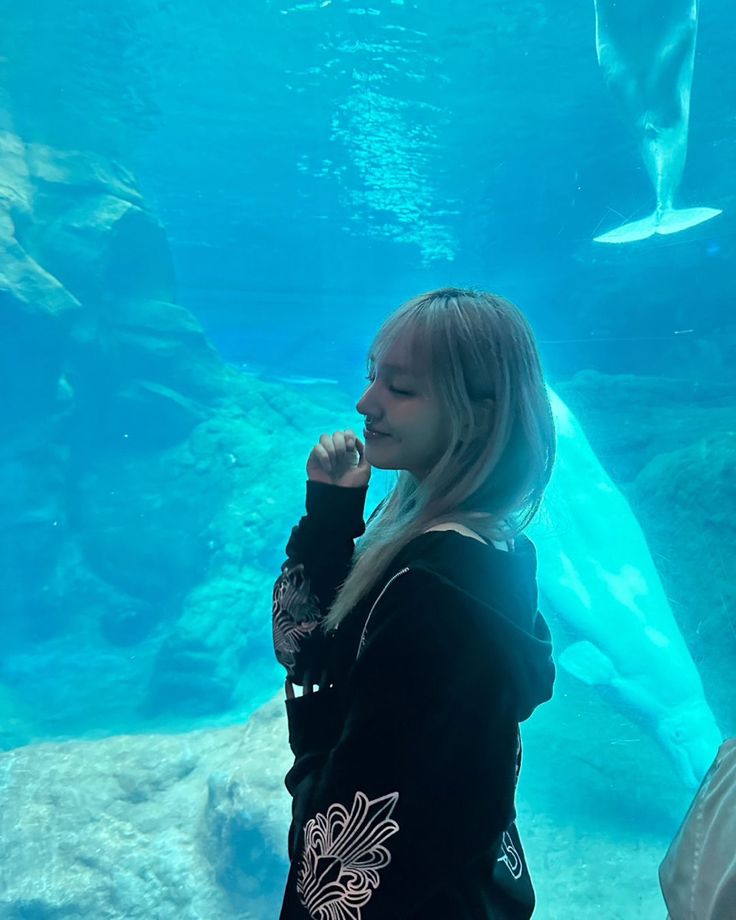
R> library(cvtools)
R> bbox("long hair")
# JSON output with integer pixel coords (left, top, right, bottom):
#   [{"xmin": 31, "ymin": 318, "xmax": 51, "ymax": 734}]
[{"xmin": 322, "ymin": 287, "xmax": 556, "ymax": 632}]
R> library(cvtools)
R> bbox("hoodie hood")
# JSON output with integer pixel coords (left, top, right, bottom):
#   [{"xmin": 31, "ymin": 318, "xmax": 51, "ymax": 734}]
[{"xmin": 397, "ymin": 531, "xmax": 555, "ymax": 722}]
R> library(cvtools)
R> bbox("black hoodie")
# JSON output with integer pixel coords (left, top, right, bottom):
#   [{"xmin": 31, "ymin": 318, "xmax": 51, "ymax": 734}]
[{"xmin": 273, "ymin": 480, "xmax": 555, "ymax": 919}]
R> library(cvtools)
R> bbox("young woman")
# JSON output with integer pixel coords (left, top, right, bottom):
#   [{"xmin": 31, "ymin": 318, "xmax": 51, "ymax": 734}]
[{"xmin": 272, "ymin": 287, "xmax": 557, "ymax": 919}]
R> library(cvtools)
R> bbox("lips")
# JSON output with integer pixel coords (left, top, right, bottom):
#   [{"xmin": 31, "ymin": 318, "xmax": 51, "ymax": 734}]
[{"xmin": 364, "ymin": 428, "xmax": 390, "ymax": 437}]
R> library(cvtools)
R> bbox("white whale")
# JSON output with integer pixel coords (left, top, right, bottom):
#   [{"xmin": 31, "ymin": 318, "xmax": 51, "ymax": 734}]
[
  {"xmin": 529, "ymin": 389, "xmax": 723, "ymax": 787},
  {"xmin": 592, "ymin": 0, "xmax": 721, "ymax": 243}
]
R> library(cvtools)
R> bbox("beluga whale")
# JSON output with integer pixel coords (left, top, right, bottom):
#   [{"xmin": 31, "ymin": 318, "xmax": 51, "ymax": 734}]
[
  {"xmin": 592, "ymin": 0, "xmax": 721, "ymax": 243},
  {"xmin": 529, "ymin": 389, "xmax": 723, "ymax": 788}
]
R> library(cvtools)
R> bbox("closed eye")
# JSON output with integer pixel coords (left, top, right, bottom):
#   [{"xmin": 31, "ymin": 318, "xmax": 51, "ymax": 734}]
[{"xmin": 364, "ymin": 375, "xmax": 413, "ymax": 396}]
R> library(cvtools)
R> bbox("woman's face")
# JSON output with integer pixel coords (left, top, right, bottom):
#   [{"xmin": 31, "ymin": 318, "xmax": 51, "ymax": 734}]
[{"xmin": 355, "ymin": 341, "xmax": 449, "ymax": 480}]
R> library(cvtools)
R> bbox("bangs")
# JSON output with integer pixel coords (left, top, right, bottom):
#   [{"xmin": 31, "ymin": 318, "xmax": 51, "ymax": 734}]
[{"xmin": 367, "ymin": 306, "xmax": 434, "ymax": 382}]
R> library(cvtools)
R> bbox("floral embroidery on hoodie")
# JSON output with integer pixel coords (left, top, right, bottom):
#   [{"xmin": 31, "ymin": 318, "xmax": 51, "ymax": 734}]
[
  {"xmin": 297, "ymin": 790, "xmax": 400, "ymax": 920},
  {"xmin": 272, "ymin": 562, "xmax": 323, "ymax": 675}
]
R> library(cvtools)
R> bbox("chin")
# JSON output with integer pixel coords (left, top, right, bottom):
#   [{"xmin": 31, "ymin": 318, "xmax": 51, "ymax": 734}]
[
  {"xmin": 367, "ymin": 459, "xmax": 397, "ymax": 470},
  {"xmin": 365, "ymin": 453, "xmax": 403, "ymax": 472}
]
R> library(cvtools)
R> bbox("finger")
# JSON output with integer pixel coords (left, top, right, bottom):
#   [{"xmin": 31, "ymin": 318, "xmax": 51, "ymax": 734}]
[
  {"xmin": 315, "ymin": 444, "xmax": 332, "ymax": 471},
  {"xmin": 332, "ymin": 430, "xmax": 346, "ymax": 456},
  {"xmin": 285, "ymin": 678, "xmax": 295, "ymax": 700},
  {"xmin": 319, "ymin": 433, "xmax": 336, "ymax": 463}
]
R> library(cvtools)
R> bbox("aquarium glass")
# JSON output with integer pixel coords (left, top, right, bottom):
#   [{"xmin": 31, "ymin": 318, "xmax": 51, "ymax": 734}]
[{"xmin": 0, "ymin": 1, "xmax": 733, "ymax": 917}]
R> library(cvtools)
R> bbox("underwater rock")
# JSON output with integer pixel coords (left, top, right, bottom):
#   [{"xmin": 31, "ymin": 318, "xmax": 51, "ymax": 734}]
[
  {"xmin": 555, "ymin": 369, "xmax": 736, "ymax": 483},
  {"xmin": 99, "ymin": 600, "xmax": 161, "ymax": 647},
  {"xmin": 0, "ymin": 126, "xmax": 251, "ymax": 745},
  {"xmin": 26, "ymin": 143, "xmax": 144, "ymax": 206},
  {"xmin": 0, "ymin": 694, "xmax": 292, "ymax": 920},
  {"xmin": 201, "ymin": 772, "xmax": 279, "ymax": 906},
  {"xmin": 145, "ymin": 634, "xmax": 237, "ymax": 718},
  {"xmin": 107, "ymin": 298, "xmax": 227, "ymax": 400},
  {"xmin": 630, "ymin": 430, "xmax": 736, "ymax": 733},
  {"xmin": 0, "ymin": 680, "xmax": 681, "ymax": 920},
  {"xmin": 77, "ymin": 517, "xmax": 209, "ymax": 606},
  {"xmin": 143, "ymin": 571, "xmax": 272, "ymax": 720},
  {"xmin": 0, "ymin": 128, "xmax": 32, "ymax": 213},
  {"xmin": 111, "ymin": 379, "xmax": 208, "ymax": 447},
  {"xmin": 24, "ymin": 161, "xmax": 227, "ymax": 404},
  {"xmin": 0, "ymin": 367, "xmax": 319, "ymax": 744},
  {"xmin": 0, "ymin": 203, "xmax": 81, "ymax": 428},
  {"xmin": 0, "ymin": 419, "xmax": 70, "ymax": 650},
  {"xmin": 31, "ymin": 193, "xmax": 176, "ymax": 305}
]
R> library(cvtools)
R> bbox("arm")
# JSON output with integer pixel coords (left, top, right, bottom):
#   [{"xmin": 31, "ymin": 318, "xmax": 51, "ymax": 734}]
[
  {"xmin": 280, "ymin": 568, "xmax": 522, "ymax": 918},
  {"xmin": 272, "ymin": 480, "xmax": 369, "ymax": 687}
]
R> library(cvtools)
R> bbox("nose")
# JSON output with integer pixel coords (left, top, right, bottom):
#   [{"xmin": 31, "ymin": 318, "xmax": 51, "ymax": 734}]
[{"xmin": 355, "ymin": 381, "xmax": 380, "ymax": 421}]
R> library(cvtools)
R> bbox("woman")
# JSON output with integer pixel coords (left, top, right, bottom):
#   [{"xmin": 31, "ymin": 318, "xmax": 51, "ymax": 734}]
[{"xmin": 272, "ymin": 287, "xmax": 557, "ymax": 919}]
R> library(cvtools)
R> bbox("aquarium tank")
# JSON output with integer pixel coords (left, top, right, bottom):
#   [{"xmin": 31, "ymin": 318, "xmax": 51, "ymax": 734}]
[{"xmin": 0, "ymin": 0, "xmax": 733, "ymax": 917}]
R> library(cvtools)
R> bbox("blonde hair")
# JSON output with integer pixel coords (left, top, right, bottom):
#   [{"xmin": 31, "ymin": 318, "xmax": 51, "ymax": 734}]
[{"xmin": 322, "ymin": 287, "xmax": 556, "ymax": 632}]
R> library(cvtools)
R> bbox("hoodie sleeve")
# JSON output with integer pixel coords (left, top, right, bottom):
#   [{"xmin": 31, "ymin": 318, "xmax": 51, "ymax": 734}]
[
  {"xmin": 279, "ymin": 567, "xmax": 522, "ymax": 919},
  {"xmin": 272, "ymin": 480, "xmax": 369, "ymax": 686}
]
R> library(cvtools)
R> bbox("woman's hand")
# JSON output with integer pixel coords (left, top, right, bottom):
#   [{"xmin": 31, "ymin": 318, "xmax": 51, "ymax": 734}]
[{"xmin": 307, "ymin": 429, "xmax": 371, "ymax": 489}]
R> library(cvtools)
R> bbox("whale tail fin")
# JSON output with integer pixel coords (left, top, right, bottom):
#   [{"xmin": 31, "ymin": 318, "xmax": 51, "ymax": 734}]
[
  {"xmin": 594, "ymin": 206, "xmax": 722, "ymax": 244},
  {"xmin": 654, "ymin": 206, "xmax": 723, "ymax": 236},
  {"xmin": 594, "ymin": 213, "xmax": 658, "ymax": 244}
]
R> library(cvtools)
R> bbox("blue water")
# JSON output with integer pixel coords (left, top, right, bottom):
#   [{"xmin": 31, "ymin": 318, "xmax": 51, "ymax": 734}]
[{"xmin": 0, "ymin": 1, "xmax": 734, "ymax": 917}]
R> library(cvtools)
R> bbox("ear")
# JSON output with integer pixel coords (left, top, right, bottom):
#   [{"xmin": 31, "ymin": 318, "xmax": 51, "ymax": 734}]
[
  {"xmin": 474, "ymin": 397, "xmax": 495, "ymax": 424},
  {"xmin": 461, "ymin": 398, "xmax": 495, "ymax": 435}
]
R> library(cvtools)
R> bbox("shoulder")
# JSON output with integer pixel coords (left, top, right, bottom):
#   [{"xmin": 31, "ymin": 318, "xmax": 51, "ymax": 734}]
[
  {"xmin": 355, "ymin": 566, "xmax": 509, "ymax": 697},
  {"xmin": 422, "ymin": 523, "xmax": 489, "ymax": 544},
  {"xmin": 421, "ymin": 523, "xmax": 520, "ymax": 553},
  {"xmin": 365, "ymin": 565, "xmax": 460, "ymax": 617},
  {"xmin": 358, "ymin": 565, "xmax": 481, "ymax": 655}
]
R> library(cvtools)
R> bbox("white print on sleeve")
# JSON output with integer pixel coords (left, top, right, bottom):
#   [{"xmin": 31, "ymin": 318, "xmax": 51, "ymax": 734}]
[
  {"xmin": 272, "ymin": 562, "xmax": 323, "ymax": 673},
  {"xmin": 297, "ymin": 790, "xmax": 400, "ymax": 920},
  {"xmin": 497, "ymin": 830, "xmax": 523, "ymax": 880}
]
